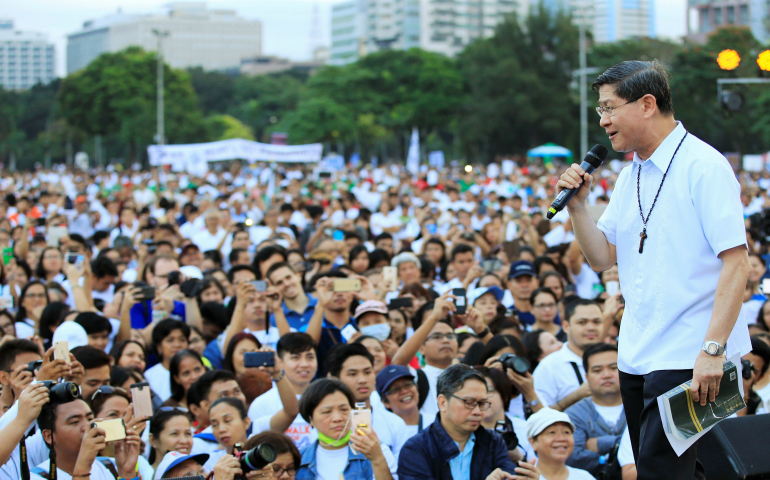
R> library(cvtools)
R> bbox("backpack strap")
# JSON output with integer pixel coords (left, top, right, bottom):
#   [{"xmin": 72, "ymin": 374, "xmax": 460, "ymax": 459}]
[
  {"xmin": 416, "ymin": 368, "xmax": 430, "ymax": 410},
  {"xmin": 97, "ymin": 457, "xmax": 120, "ymax": 480},
  {"xmin": 569, "ymin": 362, "xmax": 584, "ymax": 384}
]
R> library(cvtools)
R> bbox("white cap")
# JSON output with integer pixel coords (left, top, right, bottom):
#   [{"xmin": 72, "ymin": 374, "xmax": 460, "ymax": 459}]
[
  {"xmin": 52, "ymin": 322, "xmax": 88, "ymax": 350},
  {"xmin": 179, "ymin": 265, "xmax": 203, "ymax": 280},
  {"xmin": 154, "ymin": 451, "xmax": 209, "ymax": 480},
  {"xmin": 526, "ymin": 408, "xmax": 575, "ymax": 439}
]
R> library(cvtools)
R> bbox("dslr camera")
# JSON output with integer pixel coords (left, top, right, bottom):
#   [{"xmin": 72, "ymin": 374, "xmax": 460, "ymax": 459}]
[
  {"xmin": 499, "ymin": 353, "xmax": 530, "ymax": 376},
  {"xmin": 40, "ymin": 380, "xmax": 80, "ymax": 403},
  {"xmin": 232, "ymin": 442, "xmax": 276, "ymax": 477}
]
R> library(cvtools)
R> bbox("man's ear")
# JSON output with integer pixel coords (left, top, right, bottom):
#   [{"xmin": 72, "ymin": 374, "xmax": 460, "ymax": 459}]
[
  {"xmin": 437, "ymin": 394, "xmax": 447, "ymax": 413},
  {"xmin": 0, "ymin": 371, "xmax": 9, "ymax": 386},
  {"xmin": 42, "ymin": 429, "xmax": 53, "ymax": 447},
  {"xmin": 199, "ymin": 400, "xmax": 210, "ymax": 415}
]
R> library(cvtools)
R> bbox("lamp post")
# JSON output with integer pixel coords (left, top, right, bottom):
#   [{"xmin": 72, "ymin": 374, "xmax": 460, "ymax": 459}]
[{"xmin": 152, "ymin": 29, "xmax": 170, "ymax": 145}]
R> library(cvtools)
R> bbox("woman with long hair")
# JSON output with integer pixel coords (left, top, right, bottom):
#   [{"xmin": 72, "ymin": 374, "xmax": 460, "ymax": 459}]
[
  {"xmin": 14, "ymin": 280, "xmax": 49, "ymax": 338},
  {"xmin": 164, "ymin": 349, "xmax": 207, "ymax": 408},
  {"xmin": 34, "ymin": 247, "xmax": 65, "ymax": 284},
  {"xmin": 144, "ymin": 319, "xmax": 190, "ymax": 402},
  {"xmin": 38, "ymin": 301, "xmax": 70, "ymax": 350},
  {"xmin": 110, "ymin": 340, "xmax": 148, "ymax": 373},
  {"xmin": 348, "ymin": 245, "xmax": 371, "ymax": 275},
  {"xmin": 222, "ymin": 331, "xmax": 261, "ymax": 378},
  {"xmin": 479, "ymin": 334, "xmax": 543, "ymax": 419}
]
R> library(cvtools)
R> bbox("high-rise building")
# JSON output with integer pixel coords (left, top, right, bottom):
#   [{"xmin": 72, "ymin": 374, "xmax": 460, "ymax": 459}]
[
  {"xmin": 66, "ymin": 2, "xmax": 262, "ymax": 74},
  {"xmin": 542, "ymin": 0, "xmax": 655, "ymax": 43},
  {"xmin": 686, "ymin": 0, "xmax": 769, "ymax": 44},
  {"xmin": 330, "ymin": 0, "xmax": 529, "ymax": 65},
  {"xmin": 0, "ymin": 19, "xmax": 56, "ymax": 90}
]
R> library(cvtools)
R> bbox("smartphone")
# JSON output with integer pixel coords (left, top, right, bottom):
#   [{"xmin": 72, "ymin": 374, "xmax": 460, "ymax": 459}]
[
  {"xmin": 333, "ymin": 229, "xmax": 345, "ymax": 241},
  {"xmin": 382, "ymin": 266, "xmax": 397, "ymax": 292},
  {"xmin": 36, "ymin": 217, "xmax": 46, "ymax": 227},
  {"xmin": 137, "ymin": 285, "xmax": 156, "ymax": 301},
  {"xmin": 763, "ymin": 279, "xmax": 770, "ymax": 295},
  {"xmin": 605, "ymin": 281, "xmax": 620, "ymax": 297},
  {"xmin": 26, "ymin": 360, "xmax": 43, "ymax": 373},
  {"xmin": 2, "ymin": 247, "xmax": 13, "ymax": 265},
  {"xmin": 67, "ymin": 253, "xmax": 84, "ymax": 267},
  {"xmin": 130, "ymin": 383, "xmax": 153, "ymax": 420},
  {"xmin": 244, "ymin": 351, "xmax": 275, "ymax": 368},
  {"xmin": 250, "ymin": 280, "xmax": 268, "ymax": 292},
  {"xmin": 147, "ymin": 243, "xmax": 157, "ymax": 255},
  {"xmin": 167, "ymin": 271, "xmax": 181, "ymax": 286},
  {"xmin": 47, "ymin": 226, "xmax": 68, "ymax": 247},
  {"xmin": 333, "ymin": 278, "xmax": 361, "ymax": 293},
  {"xmin": 481, "ymin": 258, "xmax": 502, "ymax": 273},
  {"xmin": 92, "ymin": 418, "xmax": 127, "ymax": 442},
  {"xmin": 341, "ymin": 324, "xmax": 358, "ymax": 342},
  {"xmin": 0, "ymin": 295, "xmax": 13, "ymax": 309},
  {"xmin": 54, "ymin": 341, "xmax": 70, "ymax": 365},
  {"xmin": 453, "ymin": 288, "xmax": 467, "ymax": 315},
  {"xmin": 319, "ymin": 171, "xmax": 332, "ymax": 178},
  {"xmin": 350, "ymin": 405, "xmax": 372, "ymax": 438},
  {"xmin": 388, "ymin": 297, "xmax": 413, "ymax": 309}
]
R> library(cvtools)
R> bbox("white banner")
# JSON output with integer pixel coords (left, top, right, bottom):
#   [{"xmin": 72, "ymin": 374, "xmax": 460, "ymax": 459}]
[{"xmin": 148, "ymin": 138, "xmax": 323, "ymax": 175}]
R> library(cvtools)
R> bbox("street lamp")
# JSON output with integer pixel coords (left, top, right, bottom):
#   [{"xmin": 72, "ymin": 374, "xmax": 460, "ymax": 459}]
[{"xmin": 152, "ymin": 29, "xmax": 170, "ymax": 145}]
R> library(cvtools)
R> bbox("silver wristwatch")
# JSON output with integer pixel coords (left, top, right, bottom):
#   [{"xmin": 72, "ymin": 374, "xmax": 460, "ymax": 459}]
[{"xmin": 702, "ymin": 341, "xmax": 725, "ymax": 357}]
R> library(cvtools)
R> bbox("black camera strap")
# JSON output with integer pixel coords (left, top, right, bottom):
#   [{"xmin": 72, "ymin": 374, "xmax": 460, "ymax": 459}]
[{"xmin": 20, "ymin": 436, "xmax": 30, "ymax": 480}]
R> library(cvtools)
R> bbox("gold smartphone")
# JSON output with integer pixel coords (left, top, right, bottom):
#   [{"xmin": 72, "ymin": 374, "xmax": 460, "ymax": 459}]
[
  {"xmin": 333, "ymin": 278, "xmax": 361, "ymax": 293},
  {"xmin": 130, "ymin": 382, "xmax": 153, "ymax": 420},
  {"xmin": 382, "ymin": 267, "xmax": 397, "ymax": 292},
  {"xmin": 53, "ymin": 341, "xmax": 70, "ymax": 365},
  {"xmin": 92, "ymin": 418, "xmax": 127, "ymax": 442},
  {"xmin": 350, "ymin": 407, "xmax": 372, "ymax": 436}
]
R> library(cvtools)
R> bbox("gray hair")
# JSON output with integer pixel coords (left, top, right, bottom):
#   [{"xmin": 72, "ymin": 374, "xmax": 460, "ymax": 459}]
[
  {"xmin": 436, "ymin": 364, "xmax": 487, "ymax": 398},
  {"xmin": 591, "ymin": 60, "xmax": 674, "ymax": 116},
  {"xmin": 391, "ymin": 252, "xmax": 421, "ymax": 270}
]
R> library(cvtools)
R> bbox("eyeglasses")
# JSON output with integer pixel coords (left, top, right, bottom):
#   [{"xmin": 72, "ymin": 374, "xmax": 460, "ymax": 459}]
[
  {"xmin": 450, "ymin": 395, "xmax": 491, "ymax": 411},
  {"xmin": 426, "ymin": 333, "xmax": 456, "ymax": 342},
  {"xmin": 596, "ymin": 98, "xmax": 639, "ymax": 118},
  {"xmin": 385, "ymin": 380, "xmax": 416, "ymax": 397},
  {"xmin": 25, "ymin": 293, "xmax": 47, "ymax": 299},
  {"xmin": 533, "ymin": 303, "xmax": 557, "ymax": 310},
  {"xmin": 271, "ymin": 467, "xmax": 296, "ymax": 477}
]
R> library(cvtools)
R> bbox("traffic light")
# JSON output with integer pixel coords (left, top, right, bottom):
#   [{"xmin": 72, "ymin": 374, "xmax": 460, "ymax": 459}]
[
  {"xmin": 720, "ymin": 91, "xmax": 744, "ymax": 112},
  {"xmin": 717, "ymin": 49, "xmax": 741, "ymax": 70},
  {"xmin": 759, "ymin": 50, "xmax": 770, "ymax": 72}
]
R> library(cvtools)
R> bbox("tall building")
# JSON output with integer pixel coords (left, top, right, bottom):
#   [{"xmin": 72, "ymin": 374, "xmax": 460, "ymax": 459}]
[
  {"xmin": 542, "ymin": 0, "xmax": 655, "ymax": 43},
  {"xmin": 330, "ymin": 0, "xmax": 529, "ymax": 65},
  {"xmin": 0, "ymin": 19, "xmax": 56, "ymax": 90},
  {"xmin": 66, "ymin": 2, "xmax": 262, "ymax": 74},
  {"xmin": 686, "ymin": 0, "xmax": 769, "ymax": 44}
]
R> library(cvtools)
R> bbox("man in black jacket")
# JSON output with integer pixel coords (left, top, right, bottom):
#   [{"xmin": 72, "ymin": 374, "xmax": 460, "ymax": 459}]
[{"xmin": 397, "ymin": 364, "xmax": 536, "ymax": 480}]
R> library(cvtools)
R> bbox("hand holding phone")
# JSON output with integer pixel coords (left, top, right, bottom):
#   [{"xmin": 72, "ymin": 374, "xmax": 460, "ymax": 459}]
[
  {"xmin": 333, "ymin": 278, "xmax": 361, "ymax": 293},
  {"xmin": 452, "ymin": 288, "xmax": 467, "ymax": 315},
  {"xmin": 243, "ymin": 351, "xmax": 275, "ymax": 368},
  {"xmin": 130, "ymin": 383, "xmax": 153, "ymax": 420},
  {"xmin": 91, "ymin": 418, "xmax": 127, "ymax": 442}
]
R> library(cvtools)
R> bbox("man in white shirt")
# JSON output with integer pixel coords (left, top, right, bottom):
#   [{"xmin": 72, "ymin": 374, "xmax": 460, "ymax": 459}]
[
  {"xmin": 533, "ymin": 299, "xmax": 604, "ymax": 411},
  {"xmin": 192, "ymin": 209, "xmax": 227, "ymax": 252},
  {"xmin": 558, "ymin": 60, "xmax": 751, "ymax": 478},
  {"xmin": 327, "ymin": 343, "xmax": 411, "ymax": 460}
]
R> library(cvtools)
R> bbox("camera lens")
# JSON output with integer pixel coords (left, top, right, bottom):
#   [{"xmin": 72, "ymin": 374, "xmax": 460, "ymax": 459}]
[
  {"xmin": 500, "ymin": 353, "xmax": 530, "ymax": 375},
  {"xmin": 240, "ymin": 443, "xmax": 277, "ymax": 472},
  {"xmin": 42, "ymin": 381, "xmax": 80, "ymax": 403}
]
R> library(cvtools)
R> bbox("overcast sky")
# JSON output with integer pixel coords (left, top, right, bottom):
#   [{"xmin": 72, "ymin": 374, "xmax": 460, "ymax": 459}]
[{"xmin": 4, "ymin": 0, "xmax": 687, "ymax": 78}]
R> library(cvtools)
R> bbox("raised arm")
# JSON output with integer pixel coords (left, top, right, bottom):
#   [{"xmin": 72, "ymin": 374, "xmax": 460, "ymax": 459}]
[{"xmin": 391, "ymin": 291, "xmax": 456, "ymax": 366}]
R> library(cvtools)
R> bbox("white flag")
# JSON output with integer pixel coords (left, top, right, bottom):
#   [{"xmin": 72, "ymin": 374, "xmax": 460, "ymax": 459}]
[{"xmin": 406, "ymin": 127, "xmax": 420, "ymax": 175}]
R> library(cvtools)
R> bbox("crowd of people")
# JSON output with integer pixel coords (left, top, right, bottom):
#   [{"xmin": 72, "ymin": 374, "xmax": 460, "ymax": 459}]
[{"xmin": 0, "ymin": 158, "xmax": 767, "ymax": 480}]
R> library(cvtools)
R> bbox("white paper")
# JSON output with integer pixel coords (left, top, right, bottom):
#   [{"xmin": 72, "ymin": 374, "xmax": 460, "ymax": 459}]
[{"xmin": 657, "ymin": 354, "xmax": 745, "ymax": 457}]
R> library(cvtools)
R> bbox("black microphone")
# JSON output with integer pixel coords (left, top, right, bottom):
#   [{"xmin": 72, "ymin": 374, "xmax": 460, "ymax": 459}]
[{"xmin": 546, "ymin": 144, "xmax": 609, "ymax": 219}]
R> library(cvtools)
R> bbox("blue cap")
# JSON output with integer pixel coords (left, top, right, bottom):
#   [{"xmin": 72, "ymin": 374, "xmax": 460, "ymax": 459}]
[
  {"xmin": 509, "ymin": 260, "xmax": 536, "ymax": 279},
  {"xmin": 468, "ymin": 286, "xmax": 504, "ymax": 305},
  {"xmin": 376, "ymin": 364, "xmax": 414, "ymax": 397}
]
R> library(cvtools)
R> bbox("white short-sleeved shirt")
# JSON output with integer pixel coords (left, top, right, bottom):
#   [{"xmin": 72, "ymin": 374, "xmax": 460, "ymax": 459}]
[
  {"xmin": 35, "ymin": 459, "xmax": 115, "ymax": 480},
  {"xmin": 617, "ymin": 427, "xmax": 634, "ymax": 467},
  {"xmin": 532, "ymin": 342, "xmax": 585, "ymax": 407},
  {"xmin": 247, "ymin": 385, "xmax": 316, "ymax": 451},
  {"xmin": 597, "ymin": 122, "xmax": 751, "ymax": 375},
  {"xmin": 144, "ymin": 363, "xmax": 172, "ymax": 401},
  {"xmin": 409, "ymin": 364, "xmax": 445, "ymax": 425},
  {"xmin": 538, "ymin": 466, "xmax": 596, "ymax": 480}
]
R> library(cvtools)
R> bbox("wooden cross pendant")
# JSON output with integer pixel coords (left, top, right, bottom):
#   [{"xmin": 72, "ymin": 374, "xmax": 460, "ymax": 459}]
[{"xmin": 639, "ymin": 229, "xmax": 647, "ymax": 254}]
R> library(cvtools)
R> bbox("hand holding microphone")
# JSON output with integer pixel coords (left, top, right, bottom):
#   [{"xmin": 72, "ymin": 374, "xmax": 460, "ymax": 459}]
[{"xmin": 547, "ymin": 145, "xmax": 608, "ymax": 219}]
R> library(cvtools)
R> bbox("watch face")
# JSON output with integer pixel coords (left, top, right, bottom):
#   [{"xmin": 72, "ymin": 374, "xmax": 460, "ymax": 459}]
[{"xmin": 707, "ymin": 343, "xmax": 718, "ymax": 355}]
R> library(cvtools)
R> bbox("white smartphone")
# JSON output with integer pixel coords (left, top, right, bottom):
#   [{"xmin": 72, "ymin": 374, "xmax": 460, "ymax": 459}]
[
  {"xmin": 341, "ymin": 324, "xmax": 358, "ymax": 342},
  {"xmin": 54, "ymin": 341, "xmax": 70, "ymax": 364},
  {"xmin": 605, "ymin": 281, "xmax": 620, "ymax": 297},
  {"xmin": 763, "ymin": 279, "xmax": 770, "ymax": 295},
  {"xmin": 382, "ymin": 266, "xmax": 397, "ymax": 292}
]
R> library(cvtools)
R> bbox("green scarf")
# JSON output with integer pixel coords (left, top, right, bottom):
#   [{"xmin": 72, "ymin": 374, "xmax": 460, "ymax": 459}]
[{"xmin": 317, "ymin": 431, "xmax": 351, "ymax": 448}]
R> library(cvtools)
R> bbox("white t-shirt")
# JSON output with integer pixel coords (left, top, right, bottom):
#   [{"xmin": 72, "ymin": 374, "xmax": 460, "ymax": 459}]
[
  {"xmin": 532, "ymin": 342, "xmax": 585, "ymax": 407},
  {"xmin": 409, "ymin": 364, "xmax": 444, "ymax": 425},
  {"xmin": 592, "ymin": 402, "xmax": 624, "ymax": 427},
  {"xmin": 248, "ymin": 385, "xmax": 315, "ymax": 451},
  {"xmin": 192, "ymin": 228, "xmax": 227, "ymax": 252},
  {"xmin": 755, "ymin": 381, "xmax": 770, "ymax": 414},
  {"xmin": 315, "ymin": 445, "xmax": 349, "ymax": 480},
  {"xmin": 145, "ymin": 362, "xmax": 172, "ymax": 401},
  {"xmin": 571, "ymin": 263, "xmax": 601, "ymax": 300},
  {"xmin": 35, "ymin": 459, "xmax": 115, "ymax": 480},
  {"xmin": 539, "ymin": 466, "xmax": 596, "ymax": 480},
  {"xmin": 15, "ymin": 319, "xmax": 35, "ymax": 338}
]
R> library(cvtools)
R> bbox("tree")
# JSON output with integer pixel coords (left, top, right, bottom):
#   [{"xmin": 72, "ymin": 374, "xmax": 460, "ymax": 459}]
[
  {"xmin": 205, "ymin": 114, "xmax": 255, "ymax": 141},
  {"xmin": 57, "ymin": 46, "xmax": 206, "ymax": 161},
  {"xmin": 187, "ymin": 67, "xmax": 236, "ymax": 115},
  {"xmin": 229, "ymin": 74, "xmax": 304, "ymax": 142}
]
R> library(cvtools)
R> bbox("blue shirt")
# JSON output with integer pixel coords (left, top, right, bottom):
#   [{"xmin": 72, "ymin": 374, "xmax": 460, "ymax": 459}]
[
  {"xmin": 302, "ymin": 317, "xmax": 357, "ymax": 378},
  {"xmin": 129, "ymin": 300, "xmax": 186, "ymax": 329},
  {"xmin": 270, "ymin": 294, "xmax": 318, "ymax": 331},
  {"xmin": 449, "ymin": 432, "xmax": 476, "ymax": 480}
]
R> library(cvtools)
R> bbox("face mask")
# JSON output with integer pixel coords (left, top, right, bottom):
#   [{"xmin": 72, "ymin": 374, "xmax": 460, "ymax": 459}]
[{"xmin": 360, "ymin": 323, "xmax": 391, "ymax": 342}]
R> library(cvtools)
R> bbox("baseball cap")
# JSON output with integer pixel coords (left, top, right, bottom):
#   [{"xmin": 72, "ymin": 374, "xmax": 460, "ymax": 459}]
[
  {"xmin": 154, "ymin": 451, "xmax": 209, "ymax": 480},
  {"xmin": 509, "ymin": 260, "xmax": 536, "ymax": 279},
  {"xmin": 468, "ymin": 286, "xmax": 504, "ymax": 306},
  {"xmin": 52, "ymin": 321, "xmax": 89, "ymax": 350},
  {"xmin": 354, "ymin": 300, "xmax": 388, "ymax": 320},
  {"xmin": 376, "ymin": 364, "xmax": 415, "ymax": 397},
  {"xmin": 526, "ymin": 408, "xmax": 575, "ymax": 439}
]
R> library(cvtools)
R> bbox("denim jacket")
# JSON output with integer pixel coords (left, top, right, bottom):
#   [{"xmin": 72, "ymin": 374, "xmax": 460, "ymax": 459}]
[{"xmin": 295, "ymin": 440, "xmax": 374, "ymax": 480}]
